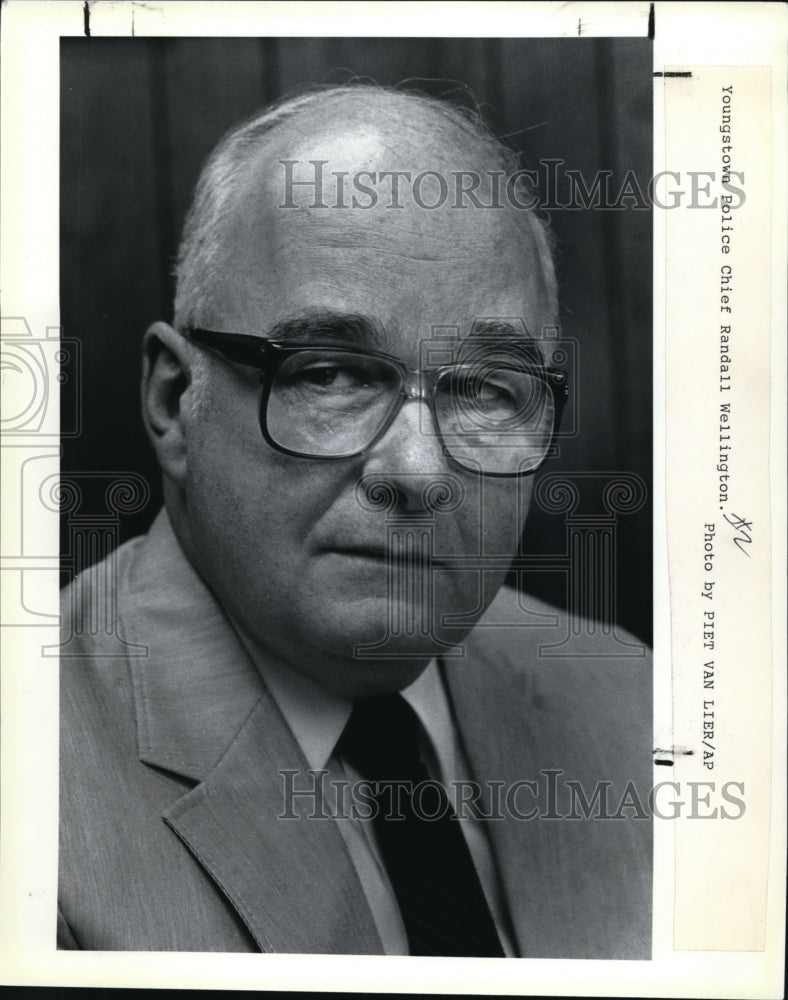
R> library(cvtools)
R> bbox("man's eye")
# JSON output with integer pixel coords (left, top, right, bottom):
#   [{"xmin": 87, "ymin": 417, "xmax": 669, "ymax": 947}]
[
  {"xmin": 441, "ymin": 376, "xmax": 516, "ymax": 408},
  {"xmin": 475, "ymin": 381, "xmax": 515, "ymax": 403},
  {"xmin": 294, "ymin": 365, "xmax": 369, "ymax": 390}
]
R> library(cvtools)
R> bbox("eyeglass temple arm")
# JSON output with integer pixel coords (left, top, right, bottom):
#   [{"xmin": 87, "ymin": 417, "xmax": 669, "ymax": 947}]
[{"xmin": 184, "ymin": 328, "xmax": 270, "ymax": 367}]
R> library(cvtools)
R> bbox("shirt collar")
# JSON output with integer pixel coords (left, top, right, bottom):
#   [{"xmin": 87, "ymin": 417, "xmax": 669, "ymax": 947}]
[
  {"xmin": 402, "ymin": 661, "xmax": 458, "ymax": 781},
  {"xmin": 254, "ymin": 652, "xmax": 352, "ymax": 772},
  {"xmin": 252, "ymin": 651, "xmax": 453, "ymax": 775}
]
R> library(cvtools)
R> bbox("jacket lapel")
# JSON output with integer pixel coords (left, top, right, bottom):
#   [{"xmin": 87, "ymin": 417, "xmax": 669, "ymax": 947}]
[
  {"xmin": 443, "ymin": 590, "xmax": 652, "ymax": 959},
  {"xmin": 123, "ymin": 511, "xmax": 381, "ymax": 953},
  {"xmin": 162, "ymin": 692, "xmax": 382, "ymax": 953}
]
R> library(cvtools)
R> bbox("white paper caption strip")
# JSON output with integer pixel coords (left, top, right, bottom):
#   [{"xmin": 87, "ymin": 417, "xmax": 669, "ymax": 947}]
[{"xmin": 665, "ymin": 65, "xmax": 773, "ymax": 952}]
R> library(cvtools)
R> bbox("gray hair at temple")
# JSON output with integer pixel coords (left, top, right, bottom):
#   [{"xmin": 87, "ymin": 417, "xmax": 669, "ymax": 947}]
[{"xmin": 173, "ymin": 83, "xmax": 558, "ymax": 336}]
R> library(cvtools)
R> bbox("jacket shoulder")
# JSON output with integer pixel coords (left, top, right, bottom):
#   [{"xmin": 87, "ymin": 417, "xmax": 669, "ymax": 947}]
[
  {"xmin": 59, "ymin": 534, "xmax": 146, "ymax": 658},
  {"xmin": 464, "ymin": 585, "xmax": 652, "ymax": 758}
]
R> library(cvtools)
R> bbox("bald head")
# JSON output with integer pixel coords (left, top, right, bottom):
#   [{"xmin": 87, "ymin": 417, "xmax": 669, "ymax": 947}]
[{"xmin": 173, "ymin": 85, "xmax": 557, "ymax": 336}]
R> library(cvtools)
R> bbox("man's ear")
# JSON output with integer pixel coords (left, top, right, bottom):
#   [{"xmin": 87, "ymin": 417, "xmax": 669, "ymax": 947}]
[{"xmin": 141, "ymin": 322, "xmax": 196, "ymax": 486}]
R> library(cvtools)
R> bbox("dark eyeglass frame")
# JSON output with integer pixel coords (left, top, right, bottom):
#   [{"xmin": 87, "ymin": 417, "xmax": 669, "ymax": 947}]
[{"xmin": 183, "ymin": 326, "xmax": 570, "ymax": 477}]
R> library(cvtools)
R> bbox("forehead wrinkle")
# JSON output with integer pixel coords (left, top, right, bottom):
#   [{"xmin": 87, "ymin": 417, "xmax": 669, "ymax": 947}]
[
  {"xmin": 272, "ymin": 216, "xmax": 512, "ymax": 268},
  {"xmin": 266, "ymin": 193, "xmax": 539, "ymax": 275},
  {"xmin": 284, "ymin": 239, "xmax": 492, "ymax": 265}
]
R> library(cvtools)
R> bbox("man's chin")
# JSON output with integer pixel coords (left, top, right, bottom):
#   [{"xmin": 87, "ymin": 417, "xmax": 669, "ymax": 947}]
[
  {"xmin": 242, "ymin": 593, "xmax": 476, "ymax": 698},
  {"xmin": 311, "ymin": 593, "xmax": 469, "ymax": 662}
]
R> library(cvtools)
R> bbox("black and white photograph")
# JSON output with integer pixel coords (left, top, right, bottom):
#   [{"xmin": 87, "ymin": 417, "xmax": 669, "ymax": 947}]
[
  {"xmin": 0, "ymin": 3, "xmax": 785, "ymax": 996},
  {"xmin": 56, "ymin": 32, "xmax": 653, "ymax": 957}
]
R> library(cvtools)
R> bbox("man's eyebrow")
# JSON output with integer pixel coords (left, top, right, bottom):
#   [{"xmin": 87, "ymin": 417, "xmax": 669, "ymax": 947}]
[
  {"xmin": 265, "ymin": 311, "xmax": 388, "ymax": 348},
  {"xmin": 468, "ymin": 319, "xmax": 531, "ymax": 339},
  {"xmin": 464, "ymin": 319, "xmax": 544, "ymax": 361}
]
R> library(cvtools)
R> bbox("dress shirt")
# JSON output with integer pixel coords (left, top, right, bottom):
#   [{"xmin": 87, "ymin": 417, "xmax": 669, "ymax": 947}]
[{"xmin": 251, "ymin": 649, "xmax": 517, "ymax": 956}]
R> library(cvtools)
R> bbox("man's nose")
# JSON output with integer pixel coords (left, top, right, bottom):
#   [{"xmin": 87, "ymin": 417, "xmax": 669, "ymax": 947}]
[{"xmin": 362, "ymin": 398, "xmax": 456, "ymax": 508}]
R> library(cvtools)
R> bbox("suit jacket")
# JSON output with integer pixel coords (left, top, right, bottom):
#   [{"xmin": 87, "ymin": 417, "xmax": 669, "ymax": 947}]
[{"xmin": 58, "ymin": 510, "xmax": 652, "ymax": 956}]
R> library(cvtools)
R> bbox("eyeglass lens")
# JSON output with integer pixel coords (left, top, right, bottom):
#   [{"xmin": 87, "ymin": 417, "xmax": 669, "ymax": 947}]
[{"xmin": 265, "ymin": 349, "xmax": 556, "ymax": 474}]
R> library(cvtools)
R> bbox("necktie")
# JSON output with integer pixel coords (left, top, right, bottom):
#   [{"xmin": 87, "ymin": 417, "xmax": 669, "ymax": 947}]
[{"xmin": 337, "ymin": 693, "xmax": 504, "ymax": 957}]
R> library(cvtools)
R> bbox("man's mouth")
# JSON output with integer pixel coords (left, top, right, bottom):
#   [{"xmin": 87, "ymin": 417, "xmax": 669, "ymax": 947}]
[
  {"xmin": 330, "ymin": 546, "xmax": 388, "ymax": 561},
  {"xmin": 323, "ymin": 545, "xmax": 446, "ymax": 568}
]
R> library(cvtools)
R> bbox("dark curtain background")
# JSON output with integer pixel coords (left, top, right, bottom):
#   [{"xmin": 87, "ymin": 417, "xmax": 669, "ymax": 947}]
[{"xmin": 60, "ymin": 37, "xmax": 652, "ymax": 643}]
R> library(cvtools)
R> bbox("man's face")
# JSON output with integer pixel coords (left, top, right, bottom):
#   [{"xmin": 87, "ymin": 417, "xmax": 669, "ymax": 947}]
[{"xmin": 177, "ymin": 123, "xmax": 549, "ymax": 697}]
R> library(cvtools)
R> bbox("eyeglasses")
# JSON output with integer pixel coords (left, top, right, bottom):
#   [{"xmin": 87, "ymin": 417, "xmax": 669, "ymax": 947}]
[{"xmin": 183, "ymin": 327, "xmax": 569, "ymax": 477}]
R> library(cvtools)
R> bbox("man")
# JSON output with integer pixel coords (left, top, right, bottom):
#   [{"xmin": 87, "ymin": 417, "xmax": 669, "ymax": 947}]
[{"xmin": 58, "ymin": 85, "xmax": 652, "ymax": 956}]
